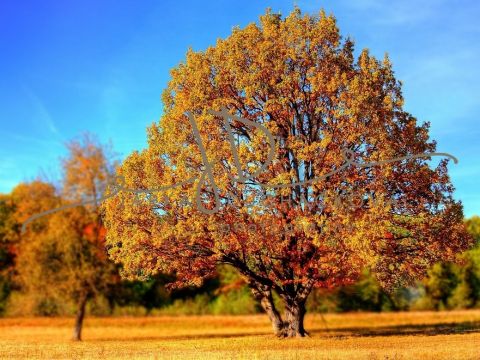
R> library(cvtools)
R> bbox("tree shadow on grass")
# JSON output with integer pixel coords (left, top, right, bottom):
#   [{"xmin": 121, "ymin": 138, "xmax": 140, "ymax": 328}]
[
  {"xmin": 92, "ymin": 321, "xmax": 480, "ymax": 342},
  {"xmin": 309, "ymin": 321, "xmax": 480, "ymax": 338}
]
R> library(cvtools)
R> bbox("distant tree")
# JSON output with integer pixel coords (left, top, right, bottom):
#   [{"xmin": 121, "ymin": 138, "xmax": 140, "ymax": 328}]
[
  {"xmin": 104, "ymin": 9, "xmax": 471, "ymax": 337},
  {"xmin": 17, "ymin": 134, "xmax": 119, "ymax": 341},
  {"xmin": 106, "ymin": 274, "xmax": 172, "ymax": 314},
  {"xmin": 10, "ymin": 181, "xmax": 62, "ymax": 314},
  {"xmin": 0, "ymin": 194, "xmax": 17, "ymax": 314},
  {"xmin": 335, "ymin": 270, "xmax": 410, "ymax": 312},
  {"xmin": 211, "ymin": 265, "xmax": 258, "ymax": 315},
  {"xmin": 307, "ymin": 270, "xmax": 412, "ymax": 313},
  {"xmin": 11, "ymin": 181, "xmax": 59, "ymax": 233},
  {"xmin": 422, "ymin": 262, "xmax": 459, "ymax": 310},
  {"xmin": 465, "ymin": 216, "xmax": 480, "ymax": 245},
  {"xmin": 448, "ymin": 248, "xmax": 480, "ymax": 308},
  {"xmin": 418, "ymin": 216, "xmax": 480, "ymax": 310}
]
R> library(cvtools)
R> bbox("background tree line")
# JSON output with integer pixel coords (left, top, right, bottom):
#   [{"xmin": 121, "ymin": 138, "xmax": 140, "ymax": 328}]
[{"xmin": 0, "ymin": 134, "xmax": 478, "ymax": 326}]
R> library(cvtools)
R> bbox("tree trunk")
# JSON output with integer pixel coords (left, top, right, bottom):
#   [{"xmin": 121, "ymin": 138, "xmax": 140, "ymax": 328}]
[
  {"xmin": 72, "ymin": 294, "xmax": 88, "ymax": 341},
  {"xmin": 245, "ymin": 277, "xmax": 312, "ymax": 338},
  {"xmin": 282, "ymin": 300, "xmax": 308, "ymax": 337},
  {"xmin": 249, "ymin": 283, "xmax": 284, "ymax": 336},
  {"xmin": 259, "ymin": 290, "xmax": 284, "ymax": 336}
]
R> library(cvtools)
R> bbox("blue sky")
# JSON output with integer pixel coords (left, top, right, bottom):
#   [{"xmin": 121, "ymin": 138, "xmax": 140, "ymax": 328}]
[{"xmin": 0, "ymin": 0, "xmax": 479, "ymax": 216}]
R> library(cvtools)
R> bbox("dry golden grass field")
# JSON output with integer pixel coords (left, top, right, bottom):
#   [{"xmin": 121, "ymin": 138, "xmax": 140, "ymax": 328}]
[{"xmin": 0, "ymin": 310, "xmax": 479, "ymax": 359}]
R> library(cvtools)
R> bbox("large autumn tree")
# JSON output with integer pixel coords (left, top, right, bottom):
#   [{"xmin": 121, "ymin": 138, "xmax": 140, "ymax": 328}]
[{"xmin": 104, "ymin": 9, "xmax": 471, "ymax": 337}]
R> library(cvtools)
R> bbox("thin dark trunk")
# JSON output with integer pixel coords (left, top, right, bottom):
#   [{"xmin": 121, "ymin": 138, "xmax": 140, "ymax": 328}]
[
  {"xmin": 72, "ymin": 295, "xmax": 88, "ymax": 341},
  {"xmin": 107, "ymin": 295, "xmax": 115, "ymax": 315}
]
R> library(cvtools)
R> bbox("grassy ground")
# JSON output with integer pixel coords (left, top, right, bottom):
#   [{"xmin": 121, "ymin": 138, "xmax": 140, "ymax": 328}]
[{"xmin": 0, "ymin": 310, "xmax": 479, "ymax": 359}]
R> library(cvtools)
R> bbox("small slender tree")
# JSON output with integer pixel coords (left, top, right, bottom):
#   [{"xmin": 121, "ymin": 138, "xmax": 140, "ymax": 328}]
[
  {"xmin": 104, "ymin": 9, "xmax": 471, "ymax": 337},
  {"xmin": 17, "ymin": 134, "xmax": 119, "ymax": 341}
]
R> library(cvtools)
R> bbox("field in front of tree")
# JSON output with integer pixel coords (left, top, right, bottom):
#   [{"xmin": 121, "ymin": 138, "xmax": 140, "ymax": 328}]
[{"xmin": 0, "ymin": 310, "xmax": 479, "ymax": 359}]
